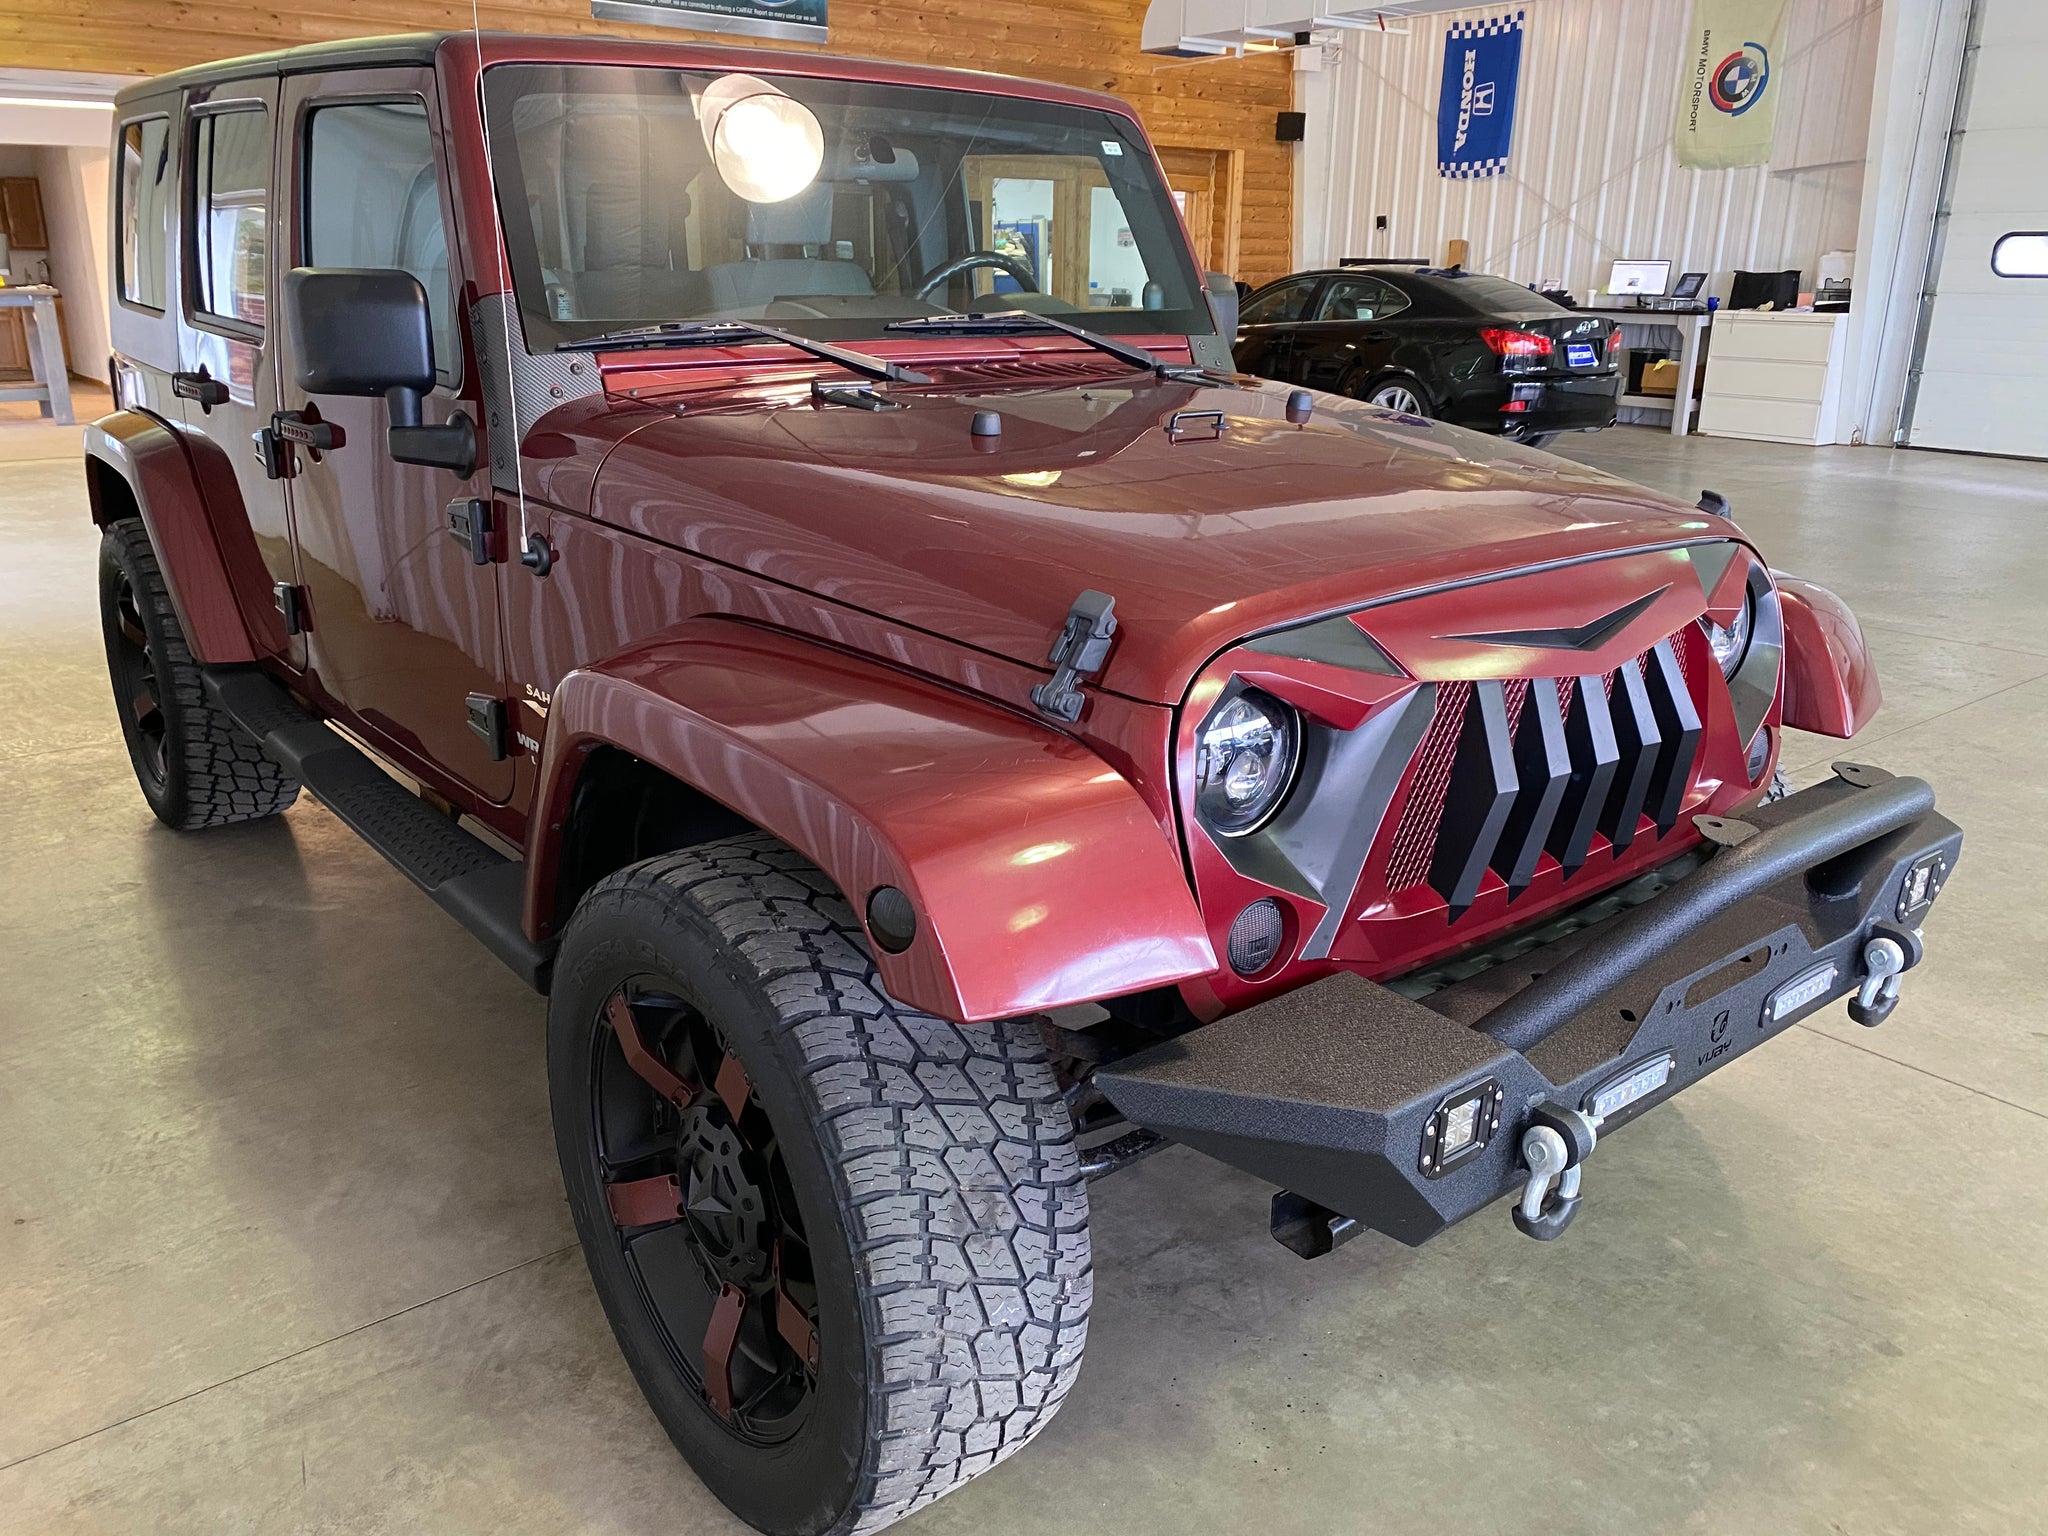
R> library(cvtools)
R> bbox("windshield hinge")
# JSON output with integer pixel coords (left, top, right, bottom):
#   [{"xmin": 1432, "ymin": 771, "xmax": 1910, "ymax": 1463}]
[
  {"xmin": 1031, "ymin": 590, "xmax": 1118, "ymax": 723},
  {"xmin": 811, "ymin": 380, "xmax": 901, "ymax": 411}
]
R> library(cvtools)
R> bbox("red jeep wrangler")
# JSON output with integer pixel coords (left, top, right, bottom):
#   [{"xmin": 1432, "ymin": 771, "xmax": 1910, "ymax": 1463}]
[{"xmin": 88, "ymin": 31, "xmax": 1959, "ymax": 1536}]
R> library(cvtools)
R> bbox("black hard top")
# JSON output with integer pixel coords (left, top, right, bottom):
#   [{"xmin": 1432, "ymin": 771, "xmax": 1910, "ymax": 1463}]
[{"xmin": 114, "ymin": 33, "xmax": 447, "ymax": 107}]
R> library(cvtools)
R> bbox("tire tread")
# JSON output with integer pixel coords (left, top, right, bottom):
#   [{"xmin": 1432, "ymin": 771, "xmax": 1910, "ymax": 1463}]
[
  {"xmin": 565, "ymin": 835, "xmax": 1091, "ymax": 1535},
  {"xmin": 102, "ymin": 519, "xmax": 298, "ymax": 829}
]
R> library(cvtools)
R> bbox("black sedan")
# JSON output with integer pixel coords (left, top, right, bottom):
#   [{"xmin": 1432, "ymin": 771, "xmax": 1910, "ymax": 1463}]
[{"xmin": 1232, "ymin": 265, "xmax": 1623, "ymax": 446}]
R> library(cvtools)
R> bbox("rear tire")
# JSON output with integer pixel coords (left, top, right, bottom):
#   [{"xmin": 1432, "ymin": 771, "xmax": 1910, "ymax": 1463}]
[
  {"xmin": 548, "ymin": 835, "xmax": 1092, "ymax": 1536},
  {"xmin": 1358, "ymin": 372, "xmax": 1431, "ymax": 418},
  {"xmin": 97, "ymin": 518, "xmax": 299, "ymax": 830}
]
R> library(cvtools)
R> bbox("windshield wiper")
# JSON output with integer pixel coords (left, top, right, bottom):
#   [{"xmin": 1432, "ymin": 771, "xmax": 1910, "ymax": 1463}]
[
  {"xmin": 885, "ymin": 310, "xmax": 1167, "ymax": 375},
  {"xmin": 559, "ymin": 320, "xmax": 928, "ymax": 385}
]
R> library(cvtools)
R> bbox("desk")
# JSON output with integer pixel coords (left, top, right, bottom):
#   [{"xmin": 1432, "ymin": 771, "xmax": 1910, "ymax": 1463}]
[
  {"xmin": 1585, "ymin": 306, "xmax": 1710, "ymax": 438},
  {"xmin": 0, "ymin": 286, "xmax": 72, "ymax": 425}
]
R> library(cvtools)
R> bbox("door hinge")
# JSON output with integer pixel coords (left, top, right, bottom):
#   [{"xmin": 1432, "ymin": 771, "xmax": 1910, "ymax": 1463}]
[
  {"xmin": 446, "ymin": 496, "xmax": 499, "ymax": 566},
  {"xmin": 252, "ymin": 425, "xmax": 295, "ymax": 481},
  {"xmin": 1031, "ymin": 589, "xmax": 1118, "ymax": 723},
  {"xmin": 465, "ymin": 693, "xmax": 510, "ymax": 761},
  {"xmin": 272, "ymin": 582, "xmax": 309, "ymax": 636}
]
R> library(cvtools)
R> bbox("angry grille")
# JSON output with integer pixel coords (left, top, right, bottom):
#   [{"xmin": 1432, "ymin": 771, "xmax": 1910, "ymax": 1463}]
[{"xmin": 1382, "ymin": 634, "xmax": 1704, "ymax": 914}]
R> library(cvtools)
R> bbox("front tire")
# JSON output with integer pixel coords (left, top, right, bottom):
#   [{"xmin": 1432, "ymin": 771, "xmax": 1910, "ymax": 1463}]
[
  {"xmin": 97, "ymin": 518, "xmax": 299, "ymax": 830},
  {"xmin": 548, "ymin": 836, "xmax": 1091, "ymax": 1536}
]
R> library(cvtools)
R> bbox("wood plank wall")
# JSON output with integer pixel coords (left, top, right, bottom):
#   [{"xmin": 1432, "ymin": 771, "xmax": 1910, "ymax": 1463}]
[{"xmin": 0, "ymin": 0, "xmax": 1294, "ymax": 284}]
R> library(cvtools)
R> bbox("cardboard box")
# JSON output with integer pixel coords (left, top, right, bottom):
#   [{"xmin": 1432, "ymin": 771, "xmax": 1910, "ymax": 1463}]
[{"xmin": 1640, "ymin": 358, "xmax": 1682, "ymax": 397}]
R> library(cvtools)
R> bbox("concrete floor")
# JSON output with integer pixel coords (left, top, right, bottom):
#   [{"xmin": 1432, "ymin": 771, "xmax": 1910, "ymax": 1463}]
[{"xmin": 3, "ymin": 426, "xmax": 2046, "ymax": 1535}]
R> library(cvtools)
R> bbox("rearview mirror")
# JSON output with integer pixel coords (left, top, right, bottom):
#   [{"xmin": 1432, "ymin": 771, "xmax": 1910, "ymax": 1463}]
[
  {"xmin": 284, "ymin": 267, "xmax": 475, "ymax": 476},
  {"xmin": 1204, "ymin": 271, "xmax": 1239, "ymax": 338}
]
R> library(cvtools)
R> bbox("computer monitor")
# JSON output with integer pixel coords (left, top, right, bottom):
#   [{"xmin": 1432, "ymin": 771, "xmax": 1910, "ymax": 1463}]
[
  {"xmin": 1671, "ymin": 271, "xmax": 1707, "ymax": 300},
  {"xmin": 1607, "ymin": 259, "xmax": 1672, "ymax": 297}
]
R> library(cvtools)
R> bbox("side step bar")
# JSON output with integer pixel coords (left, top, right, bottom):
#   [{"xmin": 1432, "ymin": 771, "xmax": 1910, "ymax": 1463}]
[{"xmin": 204, "ymin": 668, "xmax": 552, "ymax": 991}]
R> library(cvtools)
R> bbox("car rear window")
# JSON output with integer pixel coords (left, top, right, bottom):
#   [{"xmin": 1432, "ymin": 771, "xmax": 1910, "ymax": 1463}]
[
  {"xmin": 192, "ymin": 106, "xmax": 270, "ymax": 329},
  {"xmin": 118, "ymin": 117, "xmax": 171, "ymax": 311},
  {"xmin": 1432, "ymin": 273, "xmax": 1564, "ymax": 314}
]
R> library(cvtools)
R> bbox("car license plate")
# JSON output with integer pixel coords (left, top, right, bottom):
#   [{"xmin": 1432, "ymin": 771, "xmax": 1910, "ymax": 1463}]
[{"xmin": 1566, "ymin": 342, "xmax": 1598, "ymax": 368}]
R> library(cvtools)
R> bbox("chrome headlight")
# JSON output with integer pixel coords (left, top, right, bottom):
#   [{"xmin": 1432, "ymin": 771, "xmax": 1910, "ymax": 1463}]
[
  {"xmin": 1701, "ymin": 590, "xmax": 1754, "ymax": 679},
  {"xmin": 1195, "ymin": 688, "xmax": 1300, "ymax": 837}
]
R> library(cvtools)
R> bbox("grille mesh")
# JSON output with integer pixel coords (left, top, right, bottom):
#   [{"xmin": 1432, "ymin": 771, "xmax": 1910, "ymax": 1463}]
[
  {"xmin": 1383, "ymin": 680, "xmax": 1471, "ymax": 892},
  {"xmin": 1382, "ymin": 633, "xmax": 1702, "ymax": 901}
]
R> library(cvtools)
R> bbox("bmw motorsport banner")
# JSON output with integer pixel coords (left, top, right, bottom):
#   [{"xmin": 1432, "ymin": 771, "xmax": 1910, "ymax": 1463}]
[
  {"xmin": 1437, "ymin": 11, "xmax": 1524, "ymax": 180},
  {"xmin": 590, "ymin": 0, "xmax": 827, "ymax": 43},
  {"xmin": 1674, "ymin": 0, "xmax": 1786, "ymax": 169}
]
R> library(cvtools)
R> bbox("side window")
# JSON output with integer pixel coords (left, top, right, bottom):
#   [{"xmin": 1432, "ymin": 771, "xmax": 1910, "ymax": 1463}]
[
  {"xmin": 118, "ymin": 117, "xmax": 172, "ymax": 310},
  {"xmin": 1991, "ymin": 233, "xmax": 2048, "ymax": 278},
  {"xmin": 1315, "ymin": 277, "xmax": 1412, "ymax": 322},
  {"xmin": 305, "ymin": 100, "xmax": 457, "ymax": 380},
  {"xmin": 1240, "ymin": 278, "xmax": 1317, "ymax": 326},
  {"xmin": 192, "ymin": 107, "xmax": 271, "ymax": 328}
]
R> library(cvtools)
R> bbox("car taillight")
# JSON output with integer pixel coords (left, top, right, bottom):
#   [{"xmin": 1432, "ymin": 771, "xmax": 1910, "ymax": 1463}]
[
  {"xmin": 1480, "ymin": 327, "xmax": 1554, "ymax": 359},
  {"xmin": 1606, "ymin": 327, "xmax": 1623, "ymax": 353}
]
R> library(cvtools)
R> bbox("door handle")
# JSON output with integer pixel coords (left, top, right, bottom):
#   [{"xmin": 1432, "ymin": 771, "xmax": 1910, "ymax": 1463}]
[
  {"xmin": 271, "ymin": 409, "xmax": 340, "ymax": 452},
  {"xmin": 1361, "ymin": 330, "xmax": 1397, "ymax": 343},
  {"xmin": 171, "ymin": 370, "xmax": 228, "ymax": 409}
]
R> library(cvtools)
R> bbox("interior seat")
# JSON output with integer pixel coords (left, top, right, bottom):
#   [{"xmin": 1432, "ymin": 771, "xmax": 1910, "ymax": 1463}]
[
  {"xmin": 703, "ymin": 182, "xmax": 875, "ymax": 313},
  {"xmin": 562, "ymin": 112, "xmax": 704, "ymax": 320}
]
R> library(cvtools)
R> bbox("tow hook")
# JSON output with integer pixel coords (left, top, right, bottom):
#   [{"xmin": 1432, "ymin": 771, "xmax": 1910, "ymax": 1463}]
[
  {"xmin": 1848, "ymin": 922, "xmax": 1925, "ymax": 1027},
  {"xmin": 1513, "ymin": 1103, "xmax": 1599, "ymax": 1241}
]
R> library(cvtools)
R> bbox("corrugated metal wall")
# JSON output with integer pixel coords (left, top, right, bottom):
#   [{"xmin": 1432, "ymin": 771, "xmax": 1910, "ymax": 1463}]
[{"xmin": 1297, "ymin": 0, "xmax": 1882, "ymax": 299}]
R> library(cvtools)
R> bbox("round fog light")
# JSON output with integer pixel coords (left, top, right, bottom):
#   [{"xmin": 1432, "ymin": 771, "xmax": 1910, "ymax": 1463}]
[{"xmin": 1227, "ymin": 899, "xmax": 1286, "ymax": 976}]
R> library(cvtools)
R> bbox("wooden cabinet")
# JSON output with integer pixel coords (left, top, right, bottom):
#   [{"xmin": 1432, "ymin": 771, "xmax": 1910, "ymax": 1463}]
[{"xmin": 0, "ymin": 177, "xmax": 48, "ymax": 252}]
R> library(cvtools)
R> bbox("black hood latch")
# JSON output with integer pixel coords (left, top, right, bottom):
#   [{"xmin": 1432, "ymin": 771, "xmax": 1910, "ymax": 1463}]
[{"xmin": 1032, "ymin": 590, "xmax": 1118, "ymax": 723}]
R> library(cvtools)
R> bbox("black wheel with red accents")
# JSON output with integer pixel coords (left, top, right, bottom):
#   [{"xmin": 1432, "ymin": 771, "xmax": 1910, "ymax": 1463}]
[
  {"xmin": 548, "ymin": 835, "xmax": 1091, "ymax": 1536},
  {"xmin": 586, "ymin": 979, "xmax": 823, "ymax": 1444}
]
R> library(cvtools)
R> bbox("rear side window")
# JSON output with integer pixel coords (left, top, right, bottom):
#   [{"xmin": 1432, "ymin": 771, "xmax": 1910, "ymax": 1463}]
[
  {"xmin": 1241, "ymin": 277, "xmax": 1318, "ymax": 325},
  {"xmin": 304, "ymin": 101, "xmax": 456, "ymax": 381},
  {"xmin": 192, "ymin": 107, "xmax": 271, "ymax": 328},
  {"xmin": 1314, "ymin": 277, "xmax": 1412, "ymax": 322},
  {"xmin": 118, "ymin": 117, "xmax": 171, "ymax": 310}
]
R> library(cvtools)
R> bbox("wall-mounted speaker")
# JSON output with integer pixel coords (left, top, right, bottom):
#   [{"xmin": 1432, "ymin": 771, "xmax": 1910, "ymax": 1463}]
[{"xmin": 1275, "ymin": 111, "xmax": 1306, "ymax": 143}]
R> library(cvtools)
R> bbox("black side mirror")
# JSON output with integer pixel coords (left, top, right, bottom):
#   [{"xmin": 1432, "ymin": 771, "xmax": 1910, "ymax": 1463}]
[
  {"xmin": 284, "ymin": 267, "xmax": 475, "ymax": 476},
  {"xmin": 1204, "ymin": 271, "xmax": 1239, "ymax": 338}
]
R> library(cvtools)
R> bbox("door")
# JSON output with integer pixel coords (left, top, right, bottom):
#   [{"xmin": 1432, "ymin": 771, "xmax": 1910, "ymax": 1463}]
[
  {"xmin": 1232, "ymin": 275, "xmax": 1322, "ymax": 381},
  {"xmin": 1155, "ymin": 146, "xmax": 1229, "ymax": 275},
  {"xmin": 1288, "ymin": 274, "xmax": 1413, "ymax": 394},
  {"xmin": 176, "ymin": 80, "xmax": 304, "ymax": 668},
  {"xmin": 276, "ymin": 68, "xmax": 513, "ymax": 802},
  {"xmin": 1904, "ymin": 0, "xmax": 2048, "ymax": 458}
]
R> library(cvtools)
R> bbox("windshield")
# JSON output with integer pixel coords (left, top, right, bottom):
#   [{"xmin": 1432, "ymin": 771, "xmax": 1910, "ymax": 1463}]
[{"xmin": 481, "ymin": 63, "xmax": 1208, "ymax": 349}]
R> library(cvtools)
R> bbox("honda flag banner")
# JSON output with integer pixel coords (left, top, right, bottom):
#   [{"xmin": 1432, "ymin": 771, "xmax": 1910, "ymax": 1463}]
[
  {"xmin": 1437, "ymin": 11, "xmax": 1524, "ymax": 180},
  {"xmin": 1674, "ymin": 0, "xmax": 1787, "ymax": 169}
]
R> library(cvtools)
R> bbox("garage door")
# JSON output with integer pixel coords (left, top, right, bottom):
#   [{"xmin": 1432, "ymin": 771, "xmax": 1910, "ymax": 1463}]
[{"xmin": 1904, "ymin": 0, "xmax": 2048, "ymax": 459}]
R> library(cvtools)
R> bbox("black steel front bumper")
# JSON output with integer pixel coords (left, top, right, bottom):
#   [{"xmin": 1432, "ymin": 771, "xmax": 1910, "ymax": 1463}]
[{"xmin": 1096, "ymin": 765, "xmax": 1960, "ymax": 1249}]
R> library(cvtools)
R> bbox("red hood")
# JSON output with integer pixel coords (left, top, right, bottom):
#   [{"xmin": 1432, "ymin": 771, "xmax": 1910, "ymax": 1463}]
[{"xmin": 587, "ymin": 371, "xmax": 1736, "ymax": 704}]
